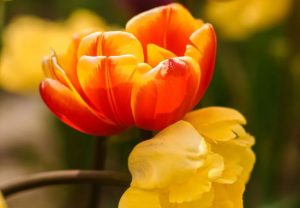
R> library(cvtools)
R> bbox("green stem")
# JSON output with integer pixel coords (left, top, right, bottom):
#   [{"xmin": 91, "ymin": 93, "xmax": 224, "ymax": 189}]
[{"xmin": 88, "ymin": 137, "xmax": 107, "ymax": 208}]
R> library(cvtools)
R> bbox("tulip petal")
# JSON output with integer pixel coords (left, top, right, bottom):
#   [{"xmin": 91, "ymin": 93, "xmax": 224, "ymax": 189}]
[
  {"xmin": 187, "ymin": 23, "xmax": 217, "ymax": 99},
  {"xmin": 56, "ymin": 32, "xmax": 90, "ymax": 91},
  {"xmin": 40, "ymin": 78, "xmax": 123, "ymax": 136},
  {"xmin": 119, "ymin": 188, "xmax": 162, "ymax": 208},
  {"xmin": 169, "ymin": 153, "xmax": 223, "ymax": 203},
  {"xmin": 77, "ymin": 55, "xmax": 138, "ymax": 125},
  {"xmin": 132, "ymin": 57, "xmax": 200, "ymax": 130},
  {"xmin": 77, "ymin": 31, "xmax": 144, "ymax": 62},
  {"xmin": 126, "ymin": 3, "xmax": 202, "ymax": 57},
  {"xmin": 129, "ymin": 121, "xmax": 207, "ymax": 189},
  {"xmin": 147, "ymin": 43, "xmax": 176, "ymax": 67},
  {"xmin": 42, "ymin": 54, "xmax": 71, "ymax": 88}
]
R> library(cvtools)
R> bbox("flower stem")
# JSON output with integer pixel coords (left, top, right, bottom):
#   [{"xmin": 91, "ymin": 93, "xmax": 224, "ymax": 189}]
[
  {"xmin": 139, "ymin": 129, "xmax": 153, "ymax": 140},
  {"xmin": 88, "ymin": 136, "xmax": 107, "ymax": 208},
  {"xmin": 0, "ymin": 170, "xmax": 131, "ymax": 198}
]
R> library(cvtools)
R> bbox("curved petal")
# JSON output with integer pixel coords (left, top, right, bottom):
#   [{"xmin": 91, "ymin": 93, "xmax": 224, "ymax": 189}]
[
  {"xmin": 55, "ymin": 32, "xmax": 91, "ymax": 91},
  {"xmin": 184, "ymin": 107, "xmax": 246, "ymax": 134},
  {"xmin": 40, "ymin": 78, "xmax": 124, "ymax": 136},
  {"xmin": 129, "ymin": 121, "xmax": 207, "ymax": 189},
  {"xmin": 147, "ymin": 44, "xmax": 176, "ymax": 67},
  {"xmin": 212, "ymin": 136, "xmax": 255, "ymax": 184},
  {"xmin": 126, "ymin": 3, "xmax": 202, "ymax": 57},
  {"xmin": 212, "ymin": 181, "xmax": 245, "ymax": 208},
  {"xmin": 186, "ymin": 23, "xmax": 217, "ymax": 99},
  {"xmin": 119, "ymin": 188, "xmax": 162, "ymax": 208},
  {"xmin": 132, "ymin": 57, "xmax": 200, "ymax": 130},
  {"xmin": 77, "ymin": 31, "xmax": 144, "ymax": 62},
  {"xmin": 77, "ymin": 55, "xmax": 138, "ymax": 125},
  {"xmin": 169, "ymin": 153, "xmax": 223, "ymax": 203},
  {"xmin": 166, "ymin": 189, "xmax": 214, "ymax": 208}
]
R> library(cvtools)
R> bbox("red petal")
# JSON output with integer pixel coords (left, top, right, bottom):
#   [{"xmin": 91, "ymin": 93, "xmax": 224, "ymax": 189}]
[
  {"xmin": 126, "ymin": 3, "xmax": 201, "ymax": 58},
  {"xmin": 40, "ymin": 78, "xmax": 124, "ymax": 136},
  {"xmin": 188, "ymin": 23, "xmax": 217, "ymax": 100},
  {"xmin": 131, "ymin": 57, "xmax": 200, "ymax": 130},
  {"xmin": 77, "ymin": 55, "xmax": 138, "ymax": 125},
  {"xmin": 77, "ymin": 31, "xmax": 144, "ymax": 62}
]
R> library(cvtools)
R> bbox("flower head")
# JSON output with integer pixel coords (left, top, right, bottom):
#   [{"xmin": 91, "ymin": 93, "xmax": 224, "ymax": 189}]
[
  {"xmin": 119, "ymin": 107, "xmax": 255, "ymax": 208},
  {"xmin": 40, "ymin": 3, "xmax": 217, "ymax": 135}
]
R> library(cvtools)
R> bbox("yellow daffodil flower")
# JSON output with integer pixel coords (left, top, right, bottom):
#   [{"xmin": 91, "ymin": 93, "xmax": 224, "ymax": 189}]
[
  {"xmin": 119, "ymin": 107, "xmax": 255, "ymax": 208},
  {"xmin": 0, "ymin": 193, "xmax": 7, "ymax": 208},
  {"xmin": 204, "ymin": 0, "xmax": 292, "ymax": 40},
  {"xmin": 0, "ymin": 9, "xmax": 108, "ymax": 94}
]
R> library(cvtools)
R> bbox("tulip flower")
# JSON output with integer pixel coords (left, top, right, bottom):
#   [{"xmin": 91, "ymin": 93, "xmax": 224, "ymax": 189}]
[
  {"xmin": 40, "ymin": 3, "xmax": 217, "ymax": 135},
  {"xmin": 0, "ymin": 9, "xmax": 108, "ymax": 93},
  {"xmin": 126, "ymin": 3, "xmax": 216, "ymax": 130},
  {"xmin": 119, "ymin": 107, "xmax": 255, "ymax": 208}
]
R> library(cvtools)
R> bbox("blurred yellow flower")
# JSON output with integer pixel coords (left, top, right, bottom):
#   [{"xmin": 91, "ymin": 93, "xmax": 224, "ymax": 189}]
[
  {"xmin": 0, "ymin": 193, "xmax": 7, "ymax": 208},
  {"xmin": 204, "ymin": 0, "xmax": 292, "ymax": 40},
  {"xmin": 0, "ymin": 9, "xmax": 108, "ymax": 94},
  {"xmin": 119, "ymin": 107, "xmax": 255, "ymax": 208}
]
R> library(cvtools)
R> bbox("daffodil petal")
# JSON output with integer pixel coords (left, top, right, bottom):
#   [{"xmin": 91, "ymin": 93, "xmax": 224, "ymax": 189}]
[
  {"xmin": 174, "ymin": 189, "xmax": 214, "ymax": 208},
  {"xmin": 119, "ymin": 188, "xmax": 162, "ymax": 208},
  {"xmin": 196, "ymin": 121, "xmax": 246, "ymax": 142},
  {"xmin": 212, "ymin": 135, "xmax": 255, "ymax": 184},
  {"xmin": 168, "ymin": 153, "xmax": 223, "ymax": 203},
  {"xmin": 129, "ymin": 121, "xmax": 207, "ymax": 189},
  {"xmin": 184, "ymin": 107, "xmax": 246, "ymax": 127},
  {"xmin": 212, "ymin": 181, "xmax": 245, "ymax": 208}
]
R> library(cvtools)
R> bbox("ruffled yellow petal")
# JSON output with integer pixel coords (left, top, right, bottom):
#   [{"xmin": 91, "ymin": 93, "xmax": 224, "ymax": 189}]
[
  {"xmin": 184, "ymin": 107, "xmax": 246, "ymax": 126},
  {"xmin": 119, "ymin": 107, "xmax": 255, "ymax": 208},
  {"xmin": 168, "ymin": 153, "xmax": 223, "ymax": 203},
  {"xmin": 211, "ymin": 134, "xmax": 255, "ymax": 184},
  {"xmin": 0, "ymin": 193, "xmax": 7, "ymax": 208},
  {"xmin": 212, "ymin": 181, "xmax": 245, "ymax": 208},
  {"xmin": 129, "ymin": 121, "xmax": 208, "ymax": 189},
  {"xmin": 119, "ymin": 187, "xmax": 162, "ymax": 208},
  {"xmin": 184, "ymin": 107, "xmax": 247, "ymax": 142}
]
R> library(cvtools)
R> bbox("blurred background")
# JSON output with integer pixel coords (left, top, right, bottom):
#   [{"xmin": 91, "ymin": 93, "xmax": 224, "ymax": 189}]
[{"xmin": 0, "ymin": 0, "xmax": 299, "ymax": 207}]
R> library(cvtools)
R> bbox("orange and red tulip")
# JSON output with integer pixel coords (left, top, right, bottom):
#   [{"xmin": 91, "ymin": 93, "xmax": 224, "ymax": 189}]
[{"xmin": 40, "ymin": 3, "xmax": 217, "ymax": 136}]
